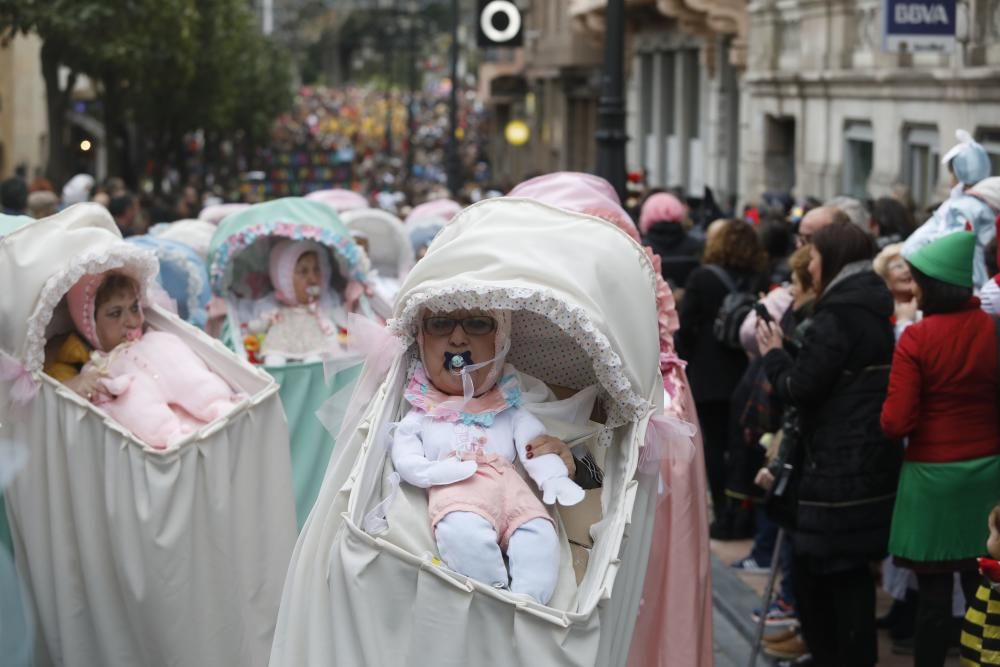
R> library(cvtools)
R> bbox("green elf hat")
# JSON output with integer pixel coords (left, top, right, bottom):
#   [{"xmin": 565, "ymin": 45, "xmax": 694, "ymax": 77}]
[{"xmin": 907, "ymin": 231, "xmax": 976, "ymax": 288}]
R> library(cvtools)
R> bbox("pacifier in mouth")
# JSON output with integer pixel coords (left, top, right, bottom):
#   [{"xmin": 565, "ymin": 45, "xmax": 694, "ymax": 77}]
[
  {"xmin": 444, "ymin": 350, "xmax": 474, "ymax": 373},
  {"xmin": 305, "ymin": 285, "xmax": 321, "ymax": 300}
]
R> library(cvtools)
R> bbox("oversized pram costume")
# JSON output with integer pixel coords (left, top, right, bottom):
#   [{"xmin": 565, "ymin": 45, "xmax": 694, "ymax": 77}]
[
  {"xmin": 341, "ymin": 207, "xmax": 414, "ymax": 305},
  {"xmin": 208, "ymin": 197, "xmax": 383, "ymax": 527},
  {"xmin": 126, "ymin": 233, "xmax": 213, "ymax": 328},
  {"xmin": 0, "ymin": 203, "xmax": 295, "ymax": 667},
  {"xmin": 270, "ymin": 198, "xmax": 696, "ymax": 666},
  {"xmin": 63, "ymin": 268, "xmax": 241, "ymax": 449},
  {"xmin": 392, "ymin": 305, "xmax": 585, "ymax": 604}
]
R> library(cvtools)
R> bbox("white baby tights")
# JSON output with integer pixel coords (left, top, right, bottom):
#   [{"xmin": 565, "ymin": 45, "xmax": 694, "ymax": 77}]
[{"xmin": 434, "ymin": 511, "xmax": 560, "ymax": 604}]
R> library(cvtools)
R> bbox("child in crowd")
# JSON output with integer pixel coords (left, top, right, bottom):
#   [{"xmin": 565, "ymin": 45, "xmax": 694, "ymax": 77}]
[{"xmin": 961, "ymin": 502, "xmax": 1000, "ymax": 665}]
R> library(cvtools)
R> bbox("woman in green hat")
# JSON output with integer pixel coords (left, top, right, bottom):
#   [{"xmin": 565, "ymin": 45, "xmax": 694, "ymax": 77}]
[{"xmin": 881, "ymin": 230, "xmax": 1000, "ymax": 666}]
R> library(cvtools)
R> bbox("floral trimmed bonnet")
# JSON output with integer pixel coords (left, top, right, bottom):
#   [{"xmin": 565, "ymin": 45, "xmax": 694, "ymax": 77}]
[{"xmin": 269, "ymin": 239, "xmax": 332, "ymax": 306}]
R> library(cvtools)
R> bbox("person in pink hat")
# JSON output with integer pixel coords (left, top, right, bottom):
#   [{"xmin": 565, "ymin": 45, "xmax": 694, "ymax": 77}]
[
  {"xmin": 51, "ymin": 270, "xmax": 242, "ymax": 449},
  {"xmin": 639, "ymin": 191, "xmax": 702, "ymax": 291}
]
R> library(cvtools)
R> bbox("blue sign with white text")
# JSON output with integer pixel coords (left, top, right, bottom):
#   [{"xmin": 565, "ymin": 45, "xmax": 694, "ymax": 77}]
[{"xmin": 883, "ymin": 0, "xmax": 956, "ymax": 51}]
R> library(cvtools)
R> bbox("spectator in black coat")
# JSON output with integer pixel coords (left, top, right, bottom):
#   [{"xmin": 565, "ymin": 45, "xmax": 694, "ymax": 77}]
[
  {"xmin": 676, "ymin": 218, "xmax": 768, "ymax": 538},
  {"xmin": 639, "ymin": 192, "xmax": 703, "ymax": 291},
  {"xmin": 1, "ymin": 177, "xmax": 27, "ymax": 215},
  {"xmin": 756, "ymin": 220, "xmax": 903, "ymax": 667}
]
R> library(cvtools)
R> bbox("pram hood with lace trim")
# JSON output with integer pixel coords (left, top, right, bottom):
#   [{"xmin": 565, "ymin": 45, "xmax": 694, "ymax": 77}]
[
  {"xmin": 127, "ymin": 233, "xmax": 213, "ymax": 328},
  {"xmin": 207, "ymin": 197, "xmax": 385, "ymax": 528},
  {"xmin": 341, "ymin": 207, "xmax": 414, "ymax": 306},
  {"xmin": 0, "ymin": 203, "xmax": 296, "ymax": 667},
  {"xmin": 269, "ymin": 198, "xmax": 667, "ymax": 667}
]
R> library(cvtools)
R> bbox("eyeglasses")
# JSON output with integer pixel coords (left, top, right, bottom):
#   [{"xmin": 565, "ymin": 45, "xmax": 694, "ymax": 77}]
[{"xmin": 422, "ymin": 315, "xmax": 497, "ymax": 337}]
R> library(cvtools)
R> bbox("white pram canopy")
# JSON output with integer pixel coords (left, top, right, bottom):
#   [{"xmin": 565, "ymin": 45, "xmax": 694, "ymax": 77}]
[
  {"xmin": 341, "ymin": 208, "xmax": 414, "ymax": 306},
  {"xmin": 0, "ymin": 204, "xmax": 296, "ymax": 667},
  {"xmin": 271, "ymin": 198, "xmax": 664, "ymax": 666}
]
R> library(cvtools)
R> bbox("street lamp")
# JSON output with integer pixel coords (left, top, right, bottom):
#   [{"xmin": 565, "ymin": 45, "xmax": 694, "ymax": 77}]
[
  {"xmin": 402, "ymin": 2, "xmax": 420, "ymax": 190},
  {"xmin": 595, "ymin": 0, "xmax": 627, "ymax": 201},
  {"xmin": 446, "ymin": 0, "xmax": 462, "ymax": 198}
]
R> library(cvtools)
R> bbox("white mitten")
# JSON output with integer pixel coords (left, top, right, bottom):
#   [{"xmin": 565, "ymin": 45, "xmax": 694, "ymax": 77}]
[
  {"xmin": 981, "ymin": 279, "xmax": 1000, "ymax": 317},
  {"xmin": 424, "ymin": 458, "xmax": 478, "ymax": 486},
  {"xmin": 540, "ymin": 476, "xmax": 585, "ymax": 506}
]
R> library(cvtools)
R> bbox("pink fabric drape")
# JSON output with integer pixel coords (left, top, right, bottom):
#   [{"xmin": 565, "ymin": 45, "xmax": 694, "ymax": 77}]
[
  {"xmin": 627, "ymin": 368, "xmax": 713, "ymax": 667},
  {"xmin": 508, "ymin": 171, "xmax": 712, "ymax": 665}
]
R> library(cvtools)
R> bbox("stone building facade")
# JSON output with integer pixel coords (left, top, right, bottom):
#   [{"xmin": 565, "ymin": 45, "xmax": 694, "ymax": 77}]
[
  {"xmin": 561, "ymin": 0, "xmax": 749, "ymax": 207},
  {"xmin": 0, "ymin": 33, "xmax": 48, "ymax": 180},
  {"xmin": 479, "ymin": 0, "xmax": 604, "ymax": 187},
  {"xmin": 741, "ymin": 0, "xmax": 1000, "ymax": 209}
]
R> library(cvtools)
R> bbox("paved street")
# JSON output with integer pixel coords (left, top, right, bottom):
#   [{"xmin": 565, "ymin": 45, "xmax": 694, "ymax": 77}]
[{"xmin": 710, "ymin": 538, "xmax": 962, "ymax": 666}]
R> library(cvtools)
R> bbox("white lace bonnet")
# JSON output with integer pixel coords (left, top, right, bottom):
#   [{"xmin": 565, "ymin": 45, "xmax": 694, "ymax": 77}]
[{"xmin": 0, "ymin": 203, "xmax": 158, "ymax": 375}]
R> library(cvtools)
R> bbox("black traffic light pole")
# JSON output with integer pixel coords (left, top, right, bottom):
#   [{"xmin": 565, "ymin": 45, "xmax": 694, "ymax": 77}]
[
  {"xmin": 446, "ymin": 0, "xmax": 462, "ymax": 197},
  {"xmin": 406, "ymin": 5, "xmax": 418, "ymax": 189},
  {"xmin": 595, "ymin": 0, "xmax": 627, "ymax": 201}
]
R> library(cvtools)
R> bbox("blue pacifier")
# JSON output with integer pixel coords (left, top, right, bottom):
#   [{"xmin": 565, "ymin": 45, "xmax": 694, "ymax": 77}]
[{"xmin": 444, "ymin": 351, "xmax": 474, "ymax": 372}]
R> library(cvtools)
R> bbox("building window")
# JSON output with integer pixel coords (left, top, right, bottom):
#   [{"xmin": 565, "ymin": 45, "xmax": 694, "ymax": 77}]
[
  {"xmin": 640, "ymin": 52, "xmax": 654, "ymax": 142},
  {"xmin": 902, "ymin": 125, "xmax": 940, "ymax": 209},
  {"xmin": 764, "ymin": 115, "xmax": 796, "ymax": 193},
  {"xmin": 975, "ymin": 127, "xmax": 1000, "ymax": 177},
  {"xmin": 686, "ymin": 49, "xmax": 701, "ymax": 139},
  {"xmin": 843, "ymin": 121, "xmax": 874, "ymax": 199}
]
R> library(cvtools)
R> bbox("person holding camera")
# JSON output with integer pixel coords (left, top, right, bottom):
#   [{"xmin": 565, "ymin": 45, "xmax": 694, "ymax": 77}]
[{"xmin": 756, "ymin": 220, "xmax": 903, "ymax": 667}]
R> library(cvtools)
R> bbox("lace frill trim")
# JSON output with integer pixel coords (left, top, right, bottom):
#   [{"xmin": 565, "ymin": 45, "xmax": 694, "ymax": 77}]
[
  {"xmin": 22, "ymin": 247, "xmax": 159, "ymax": 374},
  {"xmin": 208, "ymin": 221, "xmax": 373, "ymax": 295},
  {"xmin": 153, "ymin": 244, "xmax": 208, "ymax": 326},
  {"xmin": 387, "ymin": 285, "xmax": 652, "ymax": 428}
]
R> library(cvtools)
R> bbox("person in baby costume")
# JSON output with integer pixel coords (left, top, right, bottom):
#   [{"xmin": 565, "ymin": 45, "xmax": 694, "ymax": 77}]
[
  {"xmin": 58, "ymin": 271, "xmax": 241, "ymax": 449},
  {"xmin": 902, "ymin": 130, "xmax": 997, "ymax": 288},
  {"xmin": 248, "ymin": 239, "xmax": 355, "ymax": 365},
  {"xmin": 391, "ymin": 309, "xmax": 584, "ymax": 605}
]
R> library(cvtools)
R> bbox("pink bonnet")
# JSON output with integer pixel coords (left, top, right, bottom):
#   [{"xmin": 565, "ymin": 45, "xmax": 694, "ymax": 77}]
[
  {"xmin": 66, "ymin": 271, "xmax": 143, "ymax": 352},
  {"xmin": 508, "ymin": 172, "xmax": 640, "ymax": 242},
  {"xmin": 405, "ymin": 198, "xmax": 462, "ymax": 227},
  {"xmin": 269, "ymin": 239, "xmax": 332, "ymax": 305},
  {"xmin": 639, "ymin": 193, "xmax": 687, "ymax": 235}
]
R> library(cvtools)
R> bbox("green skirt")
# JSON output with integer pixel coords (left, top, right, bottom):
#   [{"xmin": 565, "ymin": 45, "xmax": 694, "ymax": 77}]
[{"xmin": 889, "ymin": 456, "xmax": 1000, "ymax": 563}]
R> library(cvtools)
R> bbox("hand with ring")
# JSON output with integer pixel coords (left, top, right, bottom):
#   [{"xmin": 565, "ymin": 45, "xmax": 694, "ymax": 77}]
[
  {"xmin": 65, "ymin": 365, "xmax": 109, "ymax": 403},
  {"xmin": 525, "ymin": 435, "xmax": 576, "ymax": 479}
]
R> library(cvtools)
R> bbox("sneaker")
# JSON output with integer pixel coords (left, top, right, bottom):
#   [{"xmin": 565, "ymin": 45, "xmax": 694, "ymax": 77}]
[
  {"xmin": 731, "ymin": 555, "xmax": 770, "ymax": 575},
  {"xmin": 763, "ymin": 632, "xmax": 809, "ymax": 660},
  {"xmin": 761, "ymin": 627, "xmax": 799, "ymax": 644},
  {"xmin": 751, "ymin": 598, "xmax": 798, "ymax": 628}
]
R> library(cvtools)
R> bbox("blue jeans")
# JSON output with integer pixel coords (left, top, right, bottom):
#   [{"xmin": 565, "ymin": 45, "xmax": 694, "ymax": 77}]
[{"xmin": 750, "ymin": 505, "xmax": 796, "ymax": 606}]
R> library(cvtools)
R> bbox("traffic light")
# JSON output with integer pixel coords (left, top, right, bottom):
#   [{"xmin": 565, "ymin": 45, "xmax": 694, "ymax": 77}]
[{"xmin": 476, "ymin": 0, "xmax": 523, "ymax": 48}]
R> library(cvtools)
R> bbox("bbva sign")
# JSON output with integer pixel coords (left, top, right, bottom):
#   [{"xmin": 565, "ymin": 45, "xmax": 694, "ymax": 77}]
[{"xmin": 894, "ymin": 2, "xmax": 950, "ymax": 24}]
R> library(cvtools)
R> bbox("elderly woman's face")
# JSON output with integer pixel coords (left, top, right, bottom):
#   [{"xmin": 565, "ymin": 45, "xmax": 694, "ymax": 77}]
[
  {"xmin": 886, "ymin": 258, "xmax": 915, "ymax": 301},
  {"xmin": 95, "ymin": 288, "xmax": 144, "ymax": 350},
  {"xmin": 420, "ymin": 309, "xmax": 497, "ymax": 396}
]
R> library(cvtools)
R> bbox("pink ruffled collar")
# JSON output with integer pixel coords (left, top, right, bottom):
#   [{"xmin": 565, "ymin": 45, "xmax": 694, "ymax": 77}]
[{"xmin": 404, "ymin": 366, "xmax": 521, "ymax": 426}]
